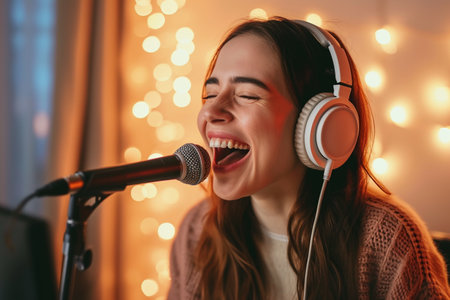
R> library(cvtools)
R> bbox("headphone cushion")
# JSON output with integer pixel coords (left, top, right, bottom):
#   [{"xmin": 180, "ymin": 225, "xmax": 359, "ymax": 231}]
[{"xmin": 295, "ymin": 93, "xmax": 333, "ymax": 170}]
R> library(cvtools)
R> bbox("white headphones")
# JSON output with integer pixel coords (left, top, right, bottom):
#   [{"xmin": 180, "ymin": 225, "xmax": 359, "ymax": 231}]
[{"xmin": 294, "ymin": 20, "xmax": 359, "ymax": 171}]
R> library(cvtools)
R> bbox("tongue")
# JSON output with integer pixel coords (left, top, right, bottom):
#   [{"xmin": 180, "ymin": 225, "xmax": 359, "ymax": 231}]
[{"xmin": 216, "ymin": 150, "xmax": 247, "ymax": 166}]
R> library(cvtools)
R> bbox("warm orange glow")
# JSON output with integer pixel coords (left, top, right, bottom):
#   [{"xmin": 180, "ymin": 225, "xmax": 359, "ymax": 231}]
[{"xmin": 129, "ymin": 66, "xmax": 149, "ymax": 86}]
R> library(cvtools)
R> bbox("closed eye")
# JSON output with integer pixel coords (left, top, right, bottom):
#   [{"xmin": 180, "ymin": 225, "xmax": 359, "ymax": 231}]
[
  {"xmin": 238, "ymin": 95, "xmax": 260, "ymax": 100},
  {"xmin": 202, "ymin": 94, "xmax": 217, "ymax": 100}
]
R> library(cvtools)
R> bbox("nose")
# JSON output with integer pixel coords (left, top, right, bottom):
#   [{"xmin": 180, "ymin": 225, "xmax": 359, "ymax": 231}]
[{"xmin": 198, "ymin": 96, "xmax": 233, "ymax": 124}]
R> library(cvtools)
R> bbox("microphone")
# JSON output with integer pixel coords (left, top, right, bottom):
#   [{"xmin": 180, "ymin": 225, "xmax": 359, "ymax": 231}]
[{"xmin": 34, "ymin": 143, "xmax": 211, "ymax": 197}]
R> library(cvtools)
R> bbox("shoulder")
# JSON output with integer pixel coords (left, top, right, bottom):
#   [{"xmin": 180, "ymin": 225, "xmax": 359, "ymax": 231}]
[
  {"xmin": 358, "ymin": 190, "xmax": 450, "ymax": 298},
  {"xmin": 361, "ymin": 191, "xmax": 432, "ymax": 248}
]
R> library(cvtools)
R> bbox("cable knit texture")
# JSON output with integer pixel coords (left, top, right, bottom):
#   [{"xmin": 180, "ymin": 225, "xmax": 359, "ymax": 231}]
[{"xmin": 168, "ymin": 196, "xmax": 450, "ymax": 299}]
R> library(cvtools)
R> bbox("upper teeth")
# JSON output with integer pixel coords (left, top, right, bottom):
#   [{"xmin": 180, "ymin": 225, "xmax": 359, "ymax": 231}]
[{"xmin": 209, "ymin": 137, "xmax": 249, "ymax": 150}]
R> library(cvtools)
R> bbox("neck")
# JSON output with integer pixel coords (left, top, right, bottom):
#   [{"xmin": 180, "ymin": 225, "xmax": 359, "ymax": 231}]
[{"xmin": 251, "ymin": 164, "xmax": 305, "ymax": 235}]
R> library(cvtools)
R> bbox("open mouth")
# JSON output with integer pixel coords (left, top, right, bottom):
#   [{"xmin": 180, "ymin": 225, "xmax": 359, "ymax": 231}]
[{"xmin": 209, "ymin": 137, "xmax": 250, "ymax": 167}]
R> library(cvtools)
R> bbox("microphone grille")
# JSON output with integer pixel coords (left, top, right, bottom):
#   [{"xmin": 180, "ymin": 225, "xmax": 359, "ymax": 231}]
[{"xmin": 175, "ymin": 143, "xmax": 211, "ymax": 185}]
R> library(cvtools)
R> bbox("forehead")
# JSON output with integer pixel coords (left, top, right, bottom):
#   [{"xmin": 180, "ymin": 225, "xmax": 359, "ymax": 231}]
[{"xmin": 211, "ymin": 33, "xmax": 285, "ymax": 88}]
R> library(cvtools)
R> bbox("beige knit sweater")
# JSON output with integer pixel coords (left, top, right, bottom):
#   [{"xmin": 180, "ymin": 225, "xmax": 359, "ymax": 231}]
[{"xmin": 168, "ymin": 195, "xmax": 450, "ymax": 299}]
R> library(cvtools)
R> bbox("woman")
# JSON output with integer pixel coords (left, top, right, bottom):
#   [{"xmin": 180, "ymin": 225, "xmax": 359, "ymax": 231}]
[{"xmin": 168, "ymin": 17, "xmax": 450, "ymax": 299}]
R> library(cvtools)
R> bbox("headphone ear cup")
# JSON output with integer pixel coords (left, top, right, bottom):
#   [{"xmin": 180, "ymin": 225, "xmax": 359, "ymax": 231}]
[
  {"xmin": 295, "ymin": 93, "xmax": 333, "ymax": 170},
  {"xmin": 295, "ymin": 92, "xmax": 359, "ymax": 170}
]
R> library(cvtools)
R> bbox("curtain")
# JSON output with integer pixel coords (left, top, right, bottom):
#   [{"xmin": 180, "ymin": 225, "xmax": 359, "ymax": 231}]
[{"xmin": 48, "ymin": 0, "xmax": 123, "ymax": 299}]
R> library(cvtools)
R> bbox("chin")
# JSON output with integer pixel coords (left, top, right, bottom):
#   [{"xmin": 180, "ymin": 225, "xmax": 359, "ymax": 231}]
[{"xmin": 213, "ymin": 182, "xmax": 247, "ymax": 201}]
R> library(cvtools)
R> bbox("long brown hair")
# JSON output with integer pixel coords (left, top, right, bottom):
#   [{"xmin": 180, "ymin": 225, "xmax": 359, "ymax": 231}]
[{"xmin": 195, "ymin": 17, "xmax": 388, "ymax": 299}]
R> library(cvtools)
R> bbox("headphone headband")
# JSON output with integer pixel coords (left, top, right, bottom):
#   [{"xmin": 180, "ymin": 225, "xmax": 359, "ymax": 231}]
[{"xmin": 294, "ymin": 20, "xmax": 353, "ymax": 100}]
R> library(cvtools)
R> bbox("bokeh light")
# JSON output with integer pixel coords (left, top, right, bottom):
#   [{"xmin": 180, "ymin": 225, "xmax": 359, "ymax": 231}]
[
  {"xmin": 157, "ymin": 222, "xmax": 175, "ymax": 240},
  {"xmin": 364, "ymin": 70, "xmax": 383, "ymax": 90},
  {"xmin": 173, "ymin": 92, "xmax": 191, "ymax": 107},
  {"xmin": 160, "ymin": 0, "xmax": 178, "ymax": 15},
  {"xmin": 249, "ymin": 8, "xmax": 268, "ymax": 20},
  {"xmin": 132, "ymin": 101, "xmax": 150, "ymax": 118},
  {"xmin": 124, "ymin": 147, "xmax": 142, "ymax": 162},
  {"xmin": 141, "ymin": 279, "xmax": 159, "ymax": 297},
  {"xmin": 173, "ymin": 76, "xmax": 191, "ymax": 92},
  {"xmin": 156, "ymin": 79, "xmax": 173, "ymax": 94},
  {"xmin": 171, "ymin": 48, "xmax": 190, "ymax": 66},
  {"xmin": 142, "ymin": 183, "xmax": 158, "ymax": 198},
  {"xmin": 143, "ymin": 36, "xmax": 161, "ymax": 53},
  {"xmin": 176, "ymin": 27, "xmax": 194, "ymax": 44},
  {"xmin": 389, "ymin": 104, "xmax": 409, "ymax": 127},
  {"xmin": 372, "ymin": 157, "xmax": 389, "ymax": 175},
  {"xmin": 153, "ymin": 63, "xmax": 172, "ymax": 81},
  {"xmin": 156, "ymin": 122, "xmax": 184, "ymax": 142},
  {"xmin": 437, "ymin": 127, "xmax": 450, "ymax": 144},
  {"xmin": 144, "ymin": 90, "xmax": 162, "ymax": 108},
  {"xmin": 147, "ymin": 13, "xmax": 165, "ymax": 29},
  {"xmin": 146, "ymin": 110, "xmax": 164, "ymax": 127},
  {"xmin": 135, "ymin": 3, "xmax": 152, "ymax": 16},
  {"xmin": 131, "ymin": 185, "xmax": 146, "ymax": 202},
  {"xmin": 305, "ymin": 13, "xmax": 322, "ymax": 26},
  {"xmin": 433, "ymin": 86, "xmax": 449, "ymax": 103},
  {"xmin": 375, "ymin": 28, "xmax": 391, "ymax": 45},
  {"xmin": 159, "ymin": 187, "xmax": 180, "ymax": 205},
  {"xmin": 140, "ymin": 217, "xmax": 159, "ymax": 235}
]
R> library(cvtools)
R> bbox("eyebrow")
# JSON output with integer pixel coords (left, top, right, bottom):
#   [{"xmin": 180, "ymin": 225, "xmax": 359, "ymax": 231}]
[{"xmin": 204, "ymin": 76, "xmax": 270, "ymax": 91}]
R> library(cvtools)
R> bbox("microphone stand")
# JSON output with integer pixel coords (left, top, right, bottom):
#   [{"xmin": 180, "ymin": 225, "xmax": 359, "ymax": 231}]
[{"xmin": 58, "ymin": 188, "xmax": 115, "ymax": 300}]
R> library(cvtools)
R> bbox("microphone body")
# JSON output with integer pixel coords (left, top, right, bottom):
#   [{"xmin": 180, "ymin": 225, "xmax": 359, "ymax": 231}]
[{"xmin": 35, "ymin": 143, "xmax": 210, "ymax": 197}]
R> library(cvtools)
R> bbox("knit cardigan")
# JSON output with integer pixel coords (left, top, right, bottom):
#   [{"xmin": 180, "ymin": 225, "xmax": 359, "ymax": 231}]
[{"xmin": 168, "ymin": 195, "xmax": 450, "ymax": 299}]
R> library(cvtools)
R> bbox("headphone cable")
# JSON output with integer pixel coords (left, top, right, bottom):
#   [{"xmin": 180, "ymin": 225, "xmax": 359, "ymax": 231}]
[{"xmin": 302, "ymin": 160, "xmax": 332, "ymax": 300}]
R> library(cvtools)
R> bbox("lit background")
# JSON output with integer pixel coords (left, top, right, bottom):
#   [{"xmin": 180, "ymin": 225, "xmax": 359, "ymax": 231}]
[
  {"xmin": 124, "ymin": 1, "xmax": 450, "ymax": 298},
  {"xmin": 0, "ymin": 0, "xmax": 449, "ymax": 299}
]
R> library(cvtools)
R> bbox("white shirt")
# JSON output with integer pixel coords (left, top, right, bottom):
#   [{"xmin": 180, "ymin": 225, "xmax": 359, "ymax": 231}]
[{"xmin": 260, "ymin": 227, "xmax": 297, "ymax": 300}]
